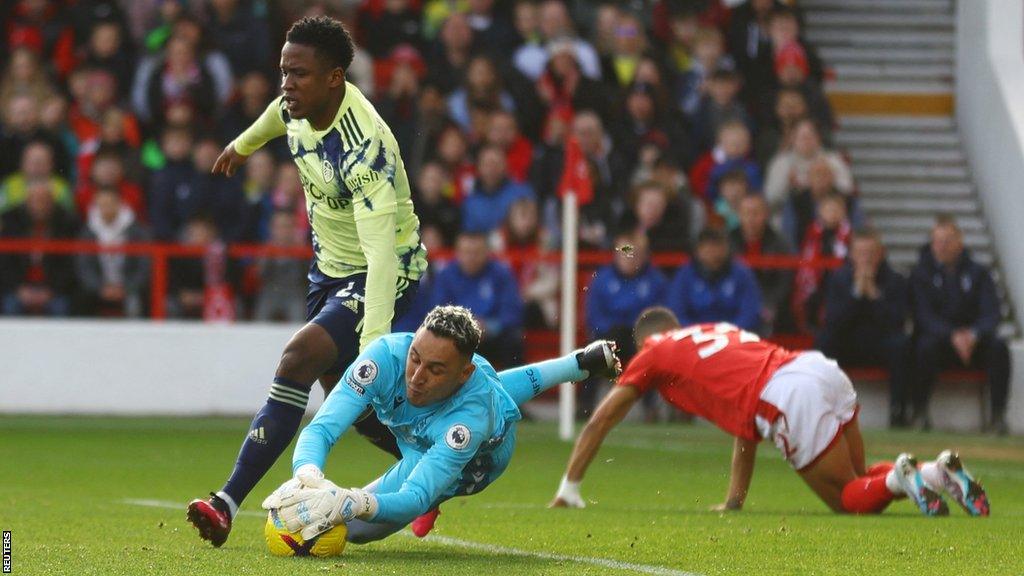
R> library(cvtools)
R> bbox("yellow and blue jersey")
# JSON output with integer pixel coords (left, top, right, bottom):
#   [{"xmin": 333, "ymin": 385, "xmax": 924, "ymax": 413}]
[{"xmin": 232, "ymin": 82, "xmax": 427, "ymax": 349}]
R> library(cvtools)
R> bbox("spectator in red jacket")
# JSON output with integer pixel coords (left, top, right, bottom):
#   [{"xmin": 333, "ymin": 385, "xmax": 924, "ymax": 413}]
[
  {"xmin": 75, "ymin": 147, "xmax": 146, "ymax": 220},
  {"xmin": 6, "ymin": 0, "xmax": 77, "ymax": 79},
  {"xmin": 485, "ymin": 109, "xmax": 533, "ymax": 183}
]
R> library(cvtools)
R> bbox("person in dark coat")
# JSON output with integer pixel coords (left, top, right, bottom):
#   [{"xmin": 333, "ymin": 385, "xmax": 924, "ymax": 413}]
[
  {"xmin": 816, "ymin": 228, "xmax": 912, "ymax": 426},
  {"xmin": 910, "ymin": 216, "xmax": 1010, "ymax": 434}
]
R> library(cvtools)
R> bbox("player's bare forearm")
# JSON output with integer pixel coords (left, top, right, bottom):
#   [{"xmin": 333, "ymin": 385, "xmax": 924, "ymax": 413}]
[
  {"xmin": 565, "ymin": 386, "xmax": 640, "ymax": 482},
  {"xmin": 720, "ymin": 435, "xmax": 758, "ymax": 510}
]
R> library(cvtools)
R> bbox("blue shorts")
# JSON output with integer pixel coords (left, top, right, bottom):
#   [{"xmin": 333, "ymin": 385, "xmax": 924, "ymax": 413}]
[{"xmin": 306, "ymin": 269, "xmax": 419, "ymax": 374}]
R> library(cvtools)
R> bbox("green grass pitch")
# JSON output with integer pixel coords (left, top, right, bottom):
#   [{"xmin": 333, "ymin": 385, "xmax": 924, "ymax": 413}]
[{"xmin": 1, "ymin": 416, "xmax": 1022, "ymax": 575}]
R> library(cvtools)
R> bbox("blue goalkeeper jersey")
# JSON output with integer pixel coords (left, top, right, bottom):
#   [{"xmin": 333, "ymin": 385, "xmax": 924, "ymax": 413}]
[{"xmin": 293, "ymin": 333, "xmax": 522, "ymax": 523}]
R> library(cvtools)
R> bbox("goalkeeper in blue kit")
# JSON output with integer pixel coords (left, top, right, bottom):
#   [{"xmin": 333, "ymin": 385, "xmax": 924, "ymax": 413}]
[
  {"xmin": 187, "ymin": 16, "xmax": 430, "ymax": 546},
  {"xmin": 262, "ymin": 306, "xmax": 621, "ymax": 543}
]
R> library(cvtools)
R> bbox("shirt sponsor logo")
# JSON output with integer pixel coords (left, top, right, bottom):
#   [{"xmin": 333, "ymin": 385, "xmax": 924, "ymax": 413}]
[
  {"xmin": 445, "ymin": 424, "xmax": 472, "ymax": 450},
  {"xmin": 345, "ymin": 170, "xmax": 379, "ymax": 192},
  {"xmin": 345, "ymin": 377, "xmax": 365, "ymax": 396}
]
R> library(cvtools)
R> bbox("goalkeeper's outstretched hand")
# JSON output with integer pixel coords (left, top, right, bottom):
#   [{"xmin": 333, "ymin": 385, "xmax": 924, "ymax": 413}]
[{"xmin": 262, "ymin": 473, "xmax": 378, "ymax": 540}]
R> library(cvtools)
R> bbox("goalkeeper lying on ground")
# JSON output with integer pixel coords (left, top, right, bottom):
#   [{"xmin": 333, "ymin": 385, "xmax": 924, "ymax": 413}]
[{"xmin": 262, "ymin": 305, "xmax": 621, "ymax": 543}]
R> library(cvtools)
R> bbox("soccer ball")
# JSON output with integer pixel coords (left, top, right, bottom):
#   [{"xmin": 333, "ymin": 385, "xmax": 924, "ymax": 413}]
[{"xmin": 264, "ymin": 508, "xmax": 348, "ymax": 557}]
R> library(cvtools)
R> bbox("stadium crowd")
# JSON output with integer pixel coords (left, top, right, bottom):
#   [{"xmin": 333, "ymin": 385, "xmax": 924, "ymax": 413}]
[{"xmin": 0, "ymin": 0, "xmax": 1010, "ymax": 431}]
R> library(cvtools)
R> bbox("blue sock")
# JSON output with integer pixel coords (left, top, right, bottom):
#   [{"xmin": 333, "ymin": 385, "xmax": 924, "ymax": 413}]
[
  {"xmin": 221, "ymin": 377, "xmax": 309, "ymax": 513},
  {"xmin": 498, "ymin": 354, "xmax": 586, "ymax": 407}
]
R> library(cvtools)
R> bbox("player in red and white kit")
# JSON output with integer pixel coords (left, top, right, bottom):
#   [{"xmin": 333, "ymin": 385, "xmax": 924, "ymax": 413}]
[{"xmin": 550, "ymin": 307, "xmax": 990, "ymax": 517}]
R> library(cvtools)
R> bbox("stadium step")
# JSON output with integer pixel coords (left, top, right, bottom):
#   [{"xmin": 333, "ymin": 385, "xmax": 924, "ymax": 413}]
[
  {"xmin": 852, "ymin": 164, "xmax": 970, "ymax": 181},
  {"xmin": 831, "ymin": 63, "xmax": 953, "ymax": 83},
  {"xmin": 881, "ymin": 231, "xmax": 990, "ymax": 250},
  {"xmin": 840, "ymin": 115, "xmax": 956, "ymax": 131},
  {"xmin": 799, "ymin": 0, "xmax": 953, "ymax": 12},
  {"xmin": 845, "ymin": 147, "xmax": 965, "ymax": 165},
  {"xmin": 857, "ymin": 182, "xmax": 974, "ymax": 197},
  {"xmin": 835, "ymin": 131, "xmax": 959, "ymax": 148},
  {"xmin": 806, "ymin": 29, "xmax": 955, "ymax": 49},
  {"xmin": 870, "ymin": 214, "xmax": 986, "ymax": 233},
  {"xmin": 858, "ymin": 197, "xmax": 978, "ymax": 214},
  {"xmin": 805, "ymin": 12, "xmax": 954, "ymax": 30},
  {"xmin": 819, "ymin": 47, "xmax": 953, "ymax": 65}
]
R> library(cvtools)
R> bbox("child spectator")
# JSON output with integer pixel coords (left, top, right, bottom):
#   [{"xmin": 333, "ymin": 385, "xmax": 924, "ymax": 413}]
[
  {"xmin": 690, "ymin": 119, "xmax": 762, "ymax": 203},
  {"xmin": 714, "ymin": 169, "xmax": 751, "ymax": 232},
  {"xmin": 793, "ymin": 192, "xmax": 851, "ymax": 331}
]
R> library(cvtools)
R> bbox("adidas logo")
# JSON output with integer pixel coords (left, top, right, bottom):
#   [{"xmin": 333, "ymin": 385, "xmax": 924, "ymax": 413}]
[
  {"xmin": 342, "ymin": 299, "xmax": 359, "ymax": 313},
  {"xmin": 248, "ymin": 426, "xmax": 268, "ymax": 445}
]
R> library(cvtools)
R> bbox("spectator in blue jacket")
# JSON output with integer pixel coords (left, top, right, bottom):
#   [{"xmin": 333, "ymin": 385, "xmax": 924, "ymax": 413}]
[
  {"xmin": 668, "ymin": 227, "xmax": 761, "ymax": 332},
  {"xmin": 149, "ymin": 132, "xmax": 246, "ymax": 242},
  {"xmin": 581, "ymin": 231, "xmax": 667, "ymax": 416},
  {"xmin": 910, "ymin": 216, "xmax": 1010, "ymax": 434},
  {"xmin": 432, "ymin": 232, "xmax": 524, "ymax": 368},
  {"xmin": 815, "ymin": 228, "xmax": 912, "ymax": 427},
  {"xmin": 461, "ymin": 145, "xmax": 535, "ymax": 234}
]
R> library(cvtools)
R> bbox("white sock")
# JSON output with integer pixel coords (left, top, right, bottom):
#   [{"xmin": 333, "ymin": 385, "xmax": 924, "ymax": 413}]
[
  {"xmin": 884, "ymin": 470, "xmax": 903, "ymax": 495},
  {"xmin": 918, "ymin": 462, "xmax": 944, "ymax": 492},
  {"xmin": 216, "ymin": 490, "xmax": 239, "ymax": 518}
]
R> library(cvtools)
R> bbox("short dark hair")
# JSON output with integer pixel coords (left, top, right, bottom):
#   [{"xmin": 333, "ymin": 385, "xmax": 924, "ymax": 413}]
[
  {"xmin": 696, "ymin": 227, "xmax": 727, "ymax": 245},
  {"xmin": 633, "ymin": 306, "xmax": 680, "ymax": 346},
  {"xmin": 422, "ymin": 305, "xmax": 482, "ymax": 356},
  {"xmin": 852, "ymin": 226, "xmax": 882, "ymax": 244},
  {"xmin": 286, "ymin": 16, "xmax": 355, "ymax": 70},
  {"xmin": 719, "ymin": 168, "xmax": 750, "ymax": 188}
]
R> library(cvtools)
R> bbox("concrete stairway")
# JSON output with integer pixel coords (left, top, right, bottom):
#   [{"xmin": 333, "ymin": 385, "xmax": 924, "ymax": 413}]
[{"xmin": 801, "ymin": 0, "xmax": 1016, "ymax": 334}]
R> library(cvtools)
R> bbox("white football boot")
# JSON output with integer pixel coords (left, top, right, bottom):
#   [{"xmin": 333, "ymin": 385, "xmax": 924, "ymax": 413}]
[
  {"xmin": 894, "ymin": 453, "xmax": 949, "ymax": 517},
  {"xmin": 935, "ymin": 450, "xmax": 990, "ymax": 516}
]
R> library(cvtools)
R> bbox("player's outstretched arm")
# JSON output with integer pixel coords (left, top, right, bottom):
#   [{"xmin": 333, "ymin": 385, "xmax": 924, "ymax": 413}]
[
  {"xmin": 550, "ymin": 385, "xmax": 641, "ymax": 508},
  {"xmin": 215, "ymin": 96, "xmax": 289, "ymax": 177},
  {"xmin": 712, "ymin": 435, "xmax": 759, "ymax": 512},
  {"xmin": 211, "ymin": 143, "xmax": 249, "ymax": 177}
]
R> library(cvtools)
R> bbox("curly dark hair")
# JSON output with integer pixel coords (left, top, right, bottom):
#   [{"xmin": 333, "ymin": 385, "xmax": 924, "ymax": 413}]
[
  {"xmin": 285, "ymin": 15, "xmax": 355, "ymax": 70},
  {"xmin": 422, "ymin": 306, "xmax": 482, "ymax": 357}
]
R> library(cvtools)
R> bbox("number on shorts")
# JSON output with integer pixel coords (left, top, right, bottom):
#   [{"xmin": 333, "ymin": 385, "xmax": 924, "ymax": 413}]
[
  {"xmin": 335, "ymin": 282, "xmax": 365, "ymax": 302},
  {"xmin": 671, "ymin": 323, "xmax": 760, "ymax": 359}
]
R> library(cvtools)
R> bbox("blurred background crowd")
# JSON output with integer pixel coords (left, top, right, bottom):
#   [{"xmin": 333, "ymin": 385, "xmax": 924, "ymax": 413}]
[{"xmin": 0, "ymin": 0, "xmax": 1009, "ymax": 429}]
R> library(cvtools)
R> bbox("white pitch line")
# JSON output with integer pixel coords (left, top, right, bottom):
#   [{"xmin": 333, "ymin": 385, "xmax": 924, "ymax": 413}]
[{"xmin": 121, "ymin": 498, "xmax": 703, "ymax": 576}]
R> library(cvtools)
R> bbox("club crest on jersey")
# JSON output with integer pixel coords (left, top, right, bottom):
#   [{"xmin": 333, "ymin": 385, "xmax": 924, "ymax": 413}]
[
  {"xmin": 445, "ymin": 424, "xmax": 471, "ymax": 450},
  {"xmin": 322, "ymin": 159, "xmax": 335, "ymax": 183}
]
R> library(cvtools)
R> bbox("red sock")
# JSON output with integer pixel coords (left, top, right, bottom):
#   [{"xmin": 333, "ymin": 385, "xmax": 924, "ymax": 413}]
[
  {"xmin": 866, "ymin": 461, "xmax": 894, "ymax": 477},
  {"xmin": 841, "ymin": 464, "xmax": 896, "ymax": 514}
]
